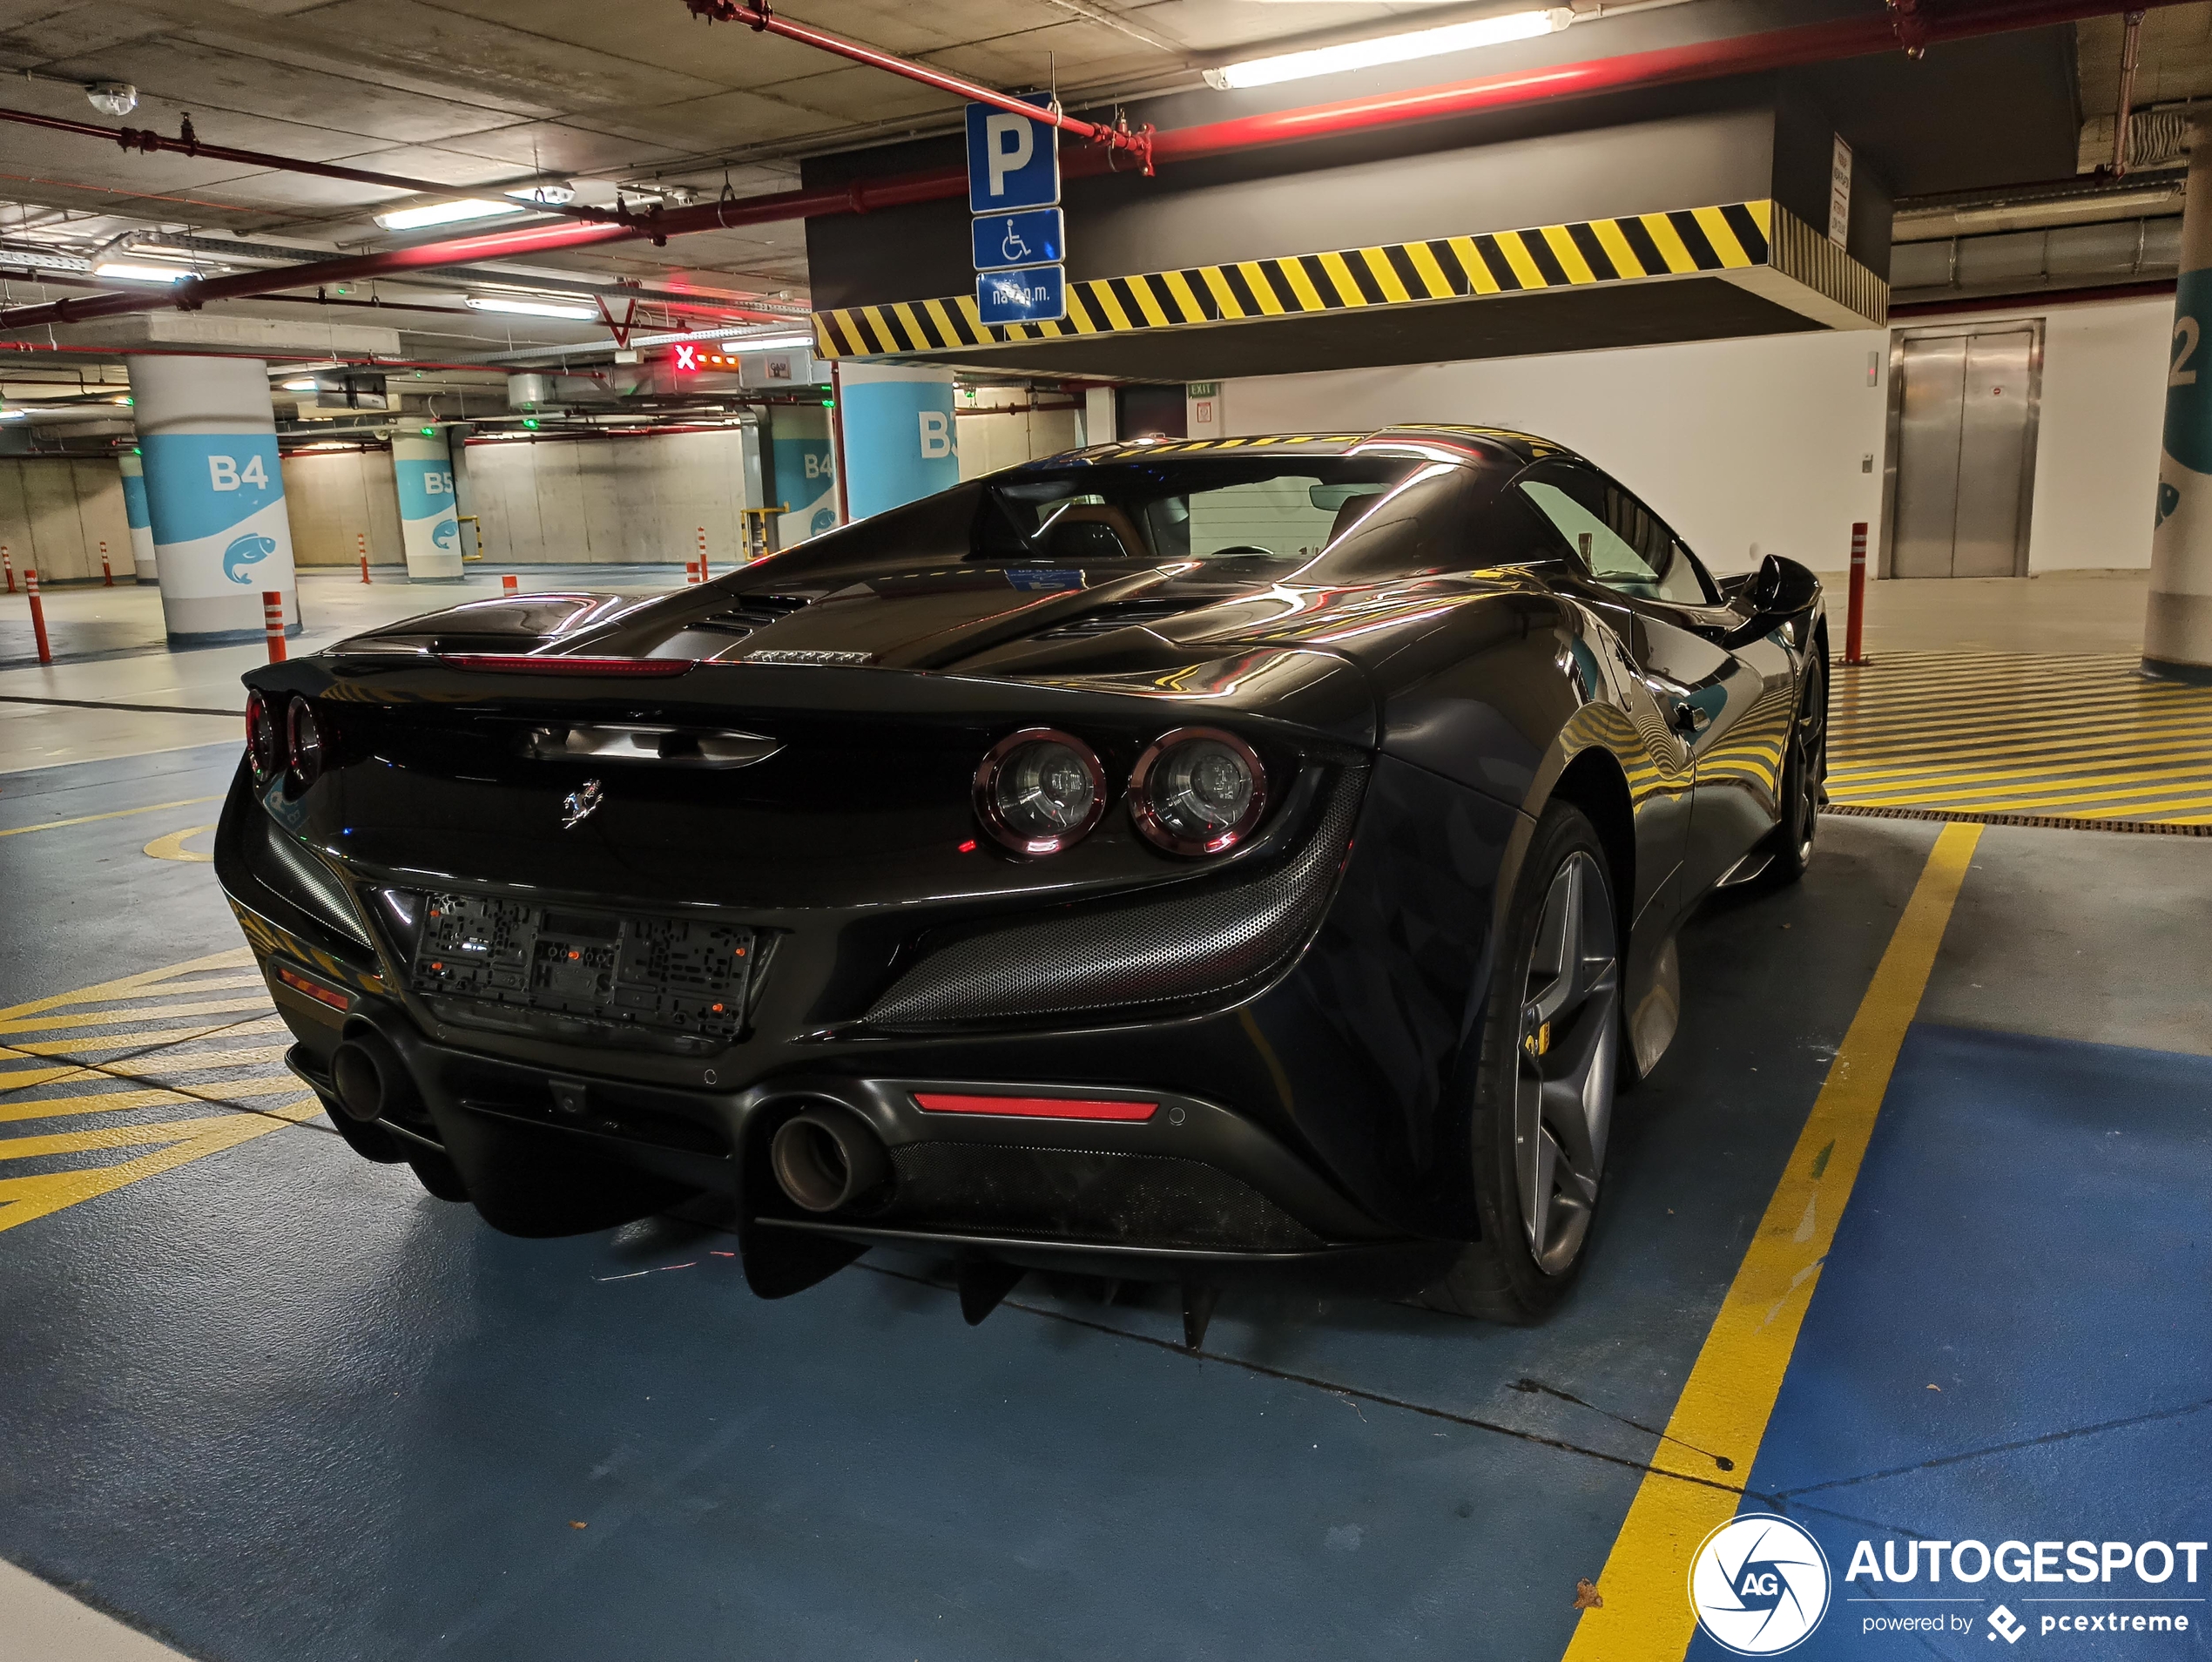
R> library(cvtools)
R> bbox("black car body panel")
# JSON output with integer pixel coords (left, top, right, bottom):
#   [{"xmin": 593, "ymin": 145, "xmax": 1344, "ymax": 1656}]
[{"xmin": 218, "ymin": 426, "xmax": 1826, "ymax": 1291}]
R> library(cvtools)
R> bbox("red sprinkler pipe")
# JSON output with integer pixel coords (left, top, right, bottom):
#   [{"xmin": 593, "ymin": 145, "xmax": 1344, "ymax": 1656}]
[
  {"xmin": 0, "ymin": 105, "xmax": 621, "ymax": 224},
  {"xmin": 2, "ymin": 0, "xmax": 2196, "ymax": 338},
  {"xmin": 682, "ymin": 0, "xmax": 1154, "ymax": 171}
]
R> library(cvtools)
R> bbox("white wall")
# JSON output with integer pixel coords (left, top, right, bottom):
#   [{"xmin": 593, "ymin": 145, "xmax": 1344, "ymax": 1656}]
[
  {"xmin": 954, "ymin": 404, "xmax": 1083, "ymax": 481},
  {"xmin": 442, "ymin": 429, "xmax": 752, "ymax": 568},
  {"xmin": 1224, "ymin": 291, "xmax": 2175, "ymax": 576},
  {"xmin": 0, "ymin": 458, "xmax": 132, "ymax": 583},
  {"xmin": 281, "ymin": 448, "xmax": 403, "ymax": 567}
]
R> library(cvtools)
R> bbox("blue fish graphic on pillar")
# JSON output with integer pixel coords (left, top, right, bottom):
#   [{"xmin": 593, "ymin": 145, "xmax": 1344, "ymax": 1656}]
[{"xmin": 223, "ymin": 532, "xmax": 279, "ymax": 584}]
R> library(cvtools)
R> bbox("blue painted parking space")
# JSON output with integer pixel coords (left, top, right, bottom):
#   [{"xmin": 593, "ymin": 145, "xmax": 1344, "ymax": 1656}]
[{"xmin": 1703, "ymin": 1024, "xmax": 2212, "ymax": 1659}]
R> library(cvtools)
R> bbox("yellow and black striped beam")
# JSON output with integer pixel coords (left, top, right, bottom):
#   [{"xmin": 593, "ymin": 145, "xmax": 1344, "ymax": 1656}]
[{"xmin": 813, "ymin": 199, "xmax": 1881, "ymax": 361}]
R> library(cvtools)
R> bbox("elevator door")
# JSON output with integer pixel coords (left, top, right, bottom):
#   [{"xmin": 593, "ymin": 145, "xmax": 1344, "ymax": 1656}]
[{"xmin": 1892, "ymin": 329, "xmax": 2037, "ymax": 578}]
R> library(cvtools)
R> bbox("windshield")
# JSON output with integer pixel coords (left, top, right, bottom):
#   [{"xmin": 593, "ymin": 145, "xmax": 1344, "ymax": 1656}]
[{"xmin": 977, "ymin": 457, "xmax": 1421, "ymax": 565}]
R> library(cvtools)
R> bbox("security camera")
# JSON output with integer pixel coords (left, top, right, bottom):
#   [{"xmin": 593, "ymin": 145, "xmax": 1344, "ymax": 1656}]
[{"xmin": 86, "ymin": 82, "xmax": 138, "ymax": 116}]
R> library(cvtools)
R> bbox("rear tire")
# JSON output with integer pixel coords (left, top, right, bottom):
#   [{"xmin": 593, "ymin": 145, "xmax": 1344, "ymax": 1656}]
[
  {"xmin": 1765, "ymin": 658, "xmax": 1826, "ymax": 887},
  {"xmin": 1418, "ymin": 802, "xmax": 1622, "ymax": 1324}
]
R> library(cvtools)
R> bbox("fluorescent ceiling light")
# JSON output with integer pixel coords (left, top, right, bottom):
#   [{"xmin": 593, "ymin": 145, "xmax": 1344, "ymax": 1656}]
[
  {"xmin": 280, "ymin": 378, "xmax": 321, "ymax": 391},
  {"xmin": 374, "ymin": 199, "xmax": 529, "ymax": 232},
  {"xmin": 465, "ymin": 294, "xmax": 597, "ymax": 320},
  {"xmin": 1206, "ymin": 6, "xmax": 1569, "ymax": 89},
  {"xmin": 719, "ymin": 332, "xmax": 814, "ymax": 351},
  {"xmin": 94, "ymin": 261, "xmax": 190, "ymax": 284}
]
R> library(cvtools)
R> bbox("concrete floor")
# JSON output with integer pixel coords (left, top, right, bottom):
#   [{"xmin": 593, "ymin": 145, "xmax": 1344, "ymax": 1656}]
[{"xmin": 0, "ymin": 565, "xmax": 2205, "ymax": 1661}]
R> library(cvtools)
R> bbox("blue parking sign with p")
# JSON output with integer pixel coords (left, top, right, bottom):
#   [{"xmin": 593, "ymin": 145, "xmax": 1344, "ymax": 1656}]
[{"xmin": 967, "ymin": 98, "xmax": 1059, "ymax": 213}]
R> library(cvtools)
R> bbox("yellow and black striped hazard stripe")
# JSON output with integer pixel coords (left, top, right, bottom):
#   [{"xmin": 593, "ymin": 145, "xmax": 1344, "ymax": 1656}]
[
  {"xmin": 1827, "ymin": 651, "xmax": 2212, "ymax": 827},
  {"xmin": 814, "ymin": 200, "xmax": 1775, "ymax": 358}
]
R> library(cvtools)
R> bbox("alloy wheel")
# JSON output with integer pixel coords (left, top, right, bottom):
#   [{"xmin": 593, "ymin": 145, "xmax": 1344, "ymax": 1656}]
[{"xmin": 1514, "ymin": 850, "xmax": 1619, "ymax": 1275}]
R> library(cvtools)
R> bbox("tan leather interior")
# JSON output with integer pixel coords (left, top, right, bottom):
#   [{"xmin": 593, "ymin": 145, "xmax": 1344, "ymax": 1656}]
[{"xmin": 1045, "ymin": 503, "xmax": 1150, "ymax": 561}]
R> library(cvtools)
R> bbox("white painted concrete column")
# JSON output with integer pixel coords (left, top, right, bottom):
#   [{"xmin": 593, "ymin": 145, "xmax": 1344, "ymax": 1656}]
[
  {"xmin": 2146, "ymin": 118, "xmax": 2212, "ymax": 681},
  {"xmin": 125, "ymin": 355, "xmax": 299, "ymax": 644},
  {"xmin": 117, "ymin": 450, "xmax": 157, "ymax": 582},
  {"xmin": 391, "ymin": 428, "xmax": 463, "ymax": 580}
]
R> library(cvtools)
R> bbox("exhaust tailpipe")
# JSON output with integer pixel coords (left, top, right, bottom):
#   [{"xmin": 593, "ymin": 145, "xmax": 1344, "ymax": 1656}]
[
  {"xmin": 328, "ymin": 1029, "xmax": 417, "ymax": 1125},
  {"xmin": 769, "ymin": 1106, "xmax": 890, "ymax": 1213}
]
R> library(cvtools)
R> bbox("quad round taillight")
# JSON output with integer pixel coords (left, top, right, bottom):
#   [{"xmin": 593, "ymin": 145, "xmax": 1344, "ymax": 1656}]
[
  {"xmin": 245, "ymin": 691, "xmax": 280, "ymax": 785},
  {"xmin": 287, "ymin": 696, "xmax": 325, "ymax": 790},
  {"xmin": 974, "ymin": 728, "xmax": 1106, "ymax": 855},
  {"xmin": 1130, "ymin": 727, "xmax": 1266, "ymax": 855}
]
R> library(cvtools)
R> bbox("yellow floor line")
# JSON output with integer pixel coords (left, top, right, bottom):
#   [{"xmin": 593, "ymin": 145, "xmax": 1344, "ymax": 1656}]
[
  {"xmin": 0, "ymin": 1097, "xmax": 323, "ymax": 1234},
  {"xmin": 0, "ymin": 796, "xmax": 222, "ymax": 839},
  {"xmin": 1560, "ymin": 822, "xmax": 1981, "ymax": 1662},
  {"xmin": 0, "ymin": 1116, "xmax": 232, "ymax": 1160},
  {"xmin": 0, "ymin": 1016, "xmax": 286, "ymax": 1061},
  {"xmin": 0, "ymin": 1042, "xmax": 293, "ymax": 1091},
  {"xmin": 0, "ymin": 995, "xmax": 275, "ymax": 1036},
  {"xmin": 0, "ymin": 1075, "xmax": 303, "ymax": 1124},
  {"xmin": 0, "ymin": 948, "xmax": 253, "ymax": 1024}
]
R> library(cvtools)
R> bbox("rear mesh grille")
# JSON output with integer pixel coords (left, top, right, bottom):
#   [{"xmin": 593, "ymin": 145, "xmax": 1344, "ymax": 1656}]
[
  {"xmin": 882, "ymin": 1142, "xmax": 1325, "ymax": 1251},
  {"xmin": 862, "ymin": 769, "xmax": 1363, "ymax": 1030}
]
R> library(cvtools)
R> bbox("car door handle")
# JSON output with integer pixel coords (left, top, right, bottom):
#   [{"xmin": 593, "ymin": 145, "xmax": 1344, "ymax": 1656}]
[{"xmin": 1669, "ymin": 702, "xmax": 1710, "ymax": 736}]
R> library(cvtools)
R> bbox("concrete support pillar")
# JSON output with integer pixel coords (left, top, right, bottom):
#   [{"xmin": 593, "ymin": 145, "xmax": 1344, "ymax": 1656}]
[
  {"xmin": 2147, "ymin": 118, "xmax": 2212, "ymax": 682},
  {"xmin": 118, "ymin": 450, "xmax": 157, "ymax": 582},
  {"xmin": 392, "ymin": 428, "xmax": 462, "ymax": 580},
  {"xmin": 125, "ymin": 355, "xmax": 299, "ymax": 644},
  {"xmin": 837, "ymin": 362, "xmax": 959, "ymax": 521},
  {"xmin": 767, "ymin": 403, "xmax": 839, "ymax": 546}
]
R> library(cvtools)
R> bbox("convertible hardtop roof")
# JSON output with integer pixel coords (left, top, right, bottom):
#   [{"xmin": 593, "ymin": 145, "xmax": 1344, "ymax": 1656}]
[{"xmin": 1029, "ymin": 423, "xmax": 1577, "ymax": 471}]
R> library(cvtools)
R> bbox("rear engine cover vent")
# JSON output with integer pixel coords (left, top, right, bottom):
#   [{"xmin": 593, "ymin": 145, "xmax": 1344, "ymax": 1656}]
[
  {"xmin": 701, "ymin": 594, "xmax": 811, "ymax": 640},
  {"xmin": 1032, "ymin": 596, "xmax": 1197, "ymax": 640}
]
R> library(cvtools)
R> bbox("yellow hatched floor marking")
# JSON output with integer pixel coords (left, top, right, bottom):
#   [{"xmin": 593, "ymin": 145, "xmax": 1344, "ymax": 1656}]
[
  {"xmin": 0, "ymin": 1098, "xmax": 321, "ymax": 1235},
  {"xmin": 1, "ymin": 1016, "xmax": 286, "ymax": 1062},
  {"xmin": 0, "ymin": 994, "xmax": 275, "ymax": 1035},
  {"xmin": 0, "ymin": 1041, "xmax": 294, "ymax": 1091},
  {"xmin": 1561, "ymin": 824, "xmax": 1981, "ymax": 1661},
  {"xmin": 0, "ymin": 1075, "xmax": 307, "ymax": 1125},
  {"xmin": 0, "ymin": 950, "xmax": 328, "ymax": 1235},
  {"xmin": 1827, "ymin": 653, "xmax": 2212, "ymax": 825}
]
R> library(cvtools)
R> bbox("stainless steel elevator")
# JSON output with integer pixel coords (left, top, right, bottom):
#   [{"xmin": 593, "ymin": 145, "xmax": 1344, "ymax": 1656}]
[{"xmin": 1885, "ymin": 321, "xmax": 2043, "ymax": 578}]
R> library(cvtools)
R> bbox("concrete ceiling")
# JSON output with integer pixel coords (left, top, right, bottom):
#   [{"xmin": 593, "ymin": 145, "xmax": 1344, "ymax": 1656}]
[
  {"xmin": 0, "ymin": 0, "xmax": 1512, "ymax": 355},
  {"xmin": 0, "ymin": 0, "xmax": 2172, "ymax": 365}
]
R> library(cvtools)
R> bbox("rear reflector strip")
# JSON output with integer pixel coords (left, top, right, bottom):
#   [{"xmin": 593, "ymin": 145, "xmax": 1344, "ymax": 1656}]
[
  {"xmin": 436, "ymin": 654, "xmax": 697, "ymax": 677},
  {"xmin": 272, "ymin": 962, "xmax": 351, "ymax": 1012},
  {"xmin": 914, "ymin": 1091, "xmax": 1157, "ymax": 1122}
]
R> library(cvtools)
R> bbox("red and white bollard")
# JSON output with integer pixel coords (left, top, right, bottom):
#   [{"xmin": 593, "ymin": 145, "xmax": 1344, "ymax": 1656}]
[
  {"xmin": 502, "ymin": 572, "xmax": 518, "ymax": 596},
  {"xmin": 262, "ymin": 591, "xmax": 287, "ymax": 664},
  {"xmin": 2, "ymin": 544, "xmax": 13, "ymax": 594},
  {"xmin": 696, "ymin": 525, "xmax": 708, "ymax": 583},
  {"xmin": 99, "ymin": 541, "xmax": 113, "ymax": 586},
  {"xmin": 26, "ymin": 567, "xmax": 51, "ymax": 665},
  {"xmin": 685, "ymin": 558, "xmax": 699, "ymax": 584},
  {"xmin": 1844, "ymin": 520, "xmax": 1869, "ymax": 666},
  {"xmin": 357, "ymin": 531, "xmax": 371, "ymax": 584}
]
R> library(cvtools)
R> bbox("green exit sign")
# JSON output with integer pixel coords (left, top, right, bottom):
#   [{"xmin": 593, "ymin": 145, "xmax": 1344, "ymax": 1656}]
[{"xmin": 1186, "ymin": 382, "xmax": 1219, "ymax": 398}]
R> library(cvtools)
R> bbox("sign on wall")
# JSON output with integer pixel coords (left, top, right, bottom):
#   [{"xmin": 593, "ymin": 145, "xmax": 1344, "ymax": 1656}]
[{"xmin": 1829, "ymin": 135, "xmax": 1852, "ymax": 250}]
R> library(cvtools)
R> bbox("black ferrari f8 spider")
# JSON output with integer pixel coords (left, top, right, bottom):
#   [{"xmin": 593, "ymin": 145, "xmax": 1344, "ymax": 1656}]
[{"xmin": 218, "ymin": 427, "xmax": 1825, "ymax": 1329}]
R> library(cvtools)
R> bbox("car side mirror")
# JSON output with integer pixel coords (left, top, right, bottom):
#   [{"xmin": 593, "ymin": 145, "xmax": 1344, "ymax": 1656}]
[{"xmin": 1723, "ymin": 554, "xmax": 1819, "ymax": 647}]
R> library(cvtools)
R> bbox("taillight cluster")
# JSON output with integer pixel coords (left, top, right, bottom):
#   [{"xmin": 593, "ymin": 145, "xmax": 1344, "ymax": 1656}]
[
  {"xmin": 246, "ymin": 691, "xmax": 328, "ymax": 792},
  {"xmin": 973, "ymin": 726, "xmax": 1267, "ymax": 858}
]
